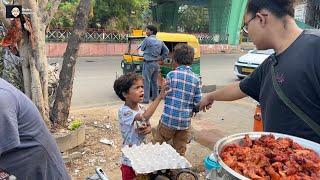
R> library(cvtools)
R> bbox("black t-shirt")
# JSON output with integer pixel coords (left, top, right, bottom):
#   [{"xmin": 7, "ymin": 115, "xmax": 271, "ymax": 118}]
[{"xmin": 240, "ymin": 29, "xmax": 320, "ymax": 143}]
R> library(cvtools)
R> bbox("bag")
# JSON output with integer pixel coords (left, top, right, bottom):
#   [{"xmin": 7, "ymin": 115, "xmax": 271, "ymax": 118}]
[{"xmin": 270, "ymin": 55, "xmax": 320, "ymax": 137}]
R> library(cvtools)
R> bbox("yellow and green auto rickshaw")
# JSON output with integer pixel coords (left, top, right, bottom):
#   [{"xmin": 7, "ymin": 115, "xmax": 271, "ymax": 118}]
[{"xmin": 121, "ymin": 30, "xmax": 201, "ymax": 78}]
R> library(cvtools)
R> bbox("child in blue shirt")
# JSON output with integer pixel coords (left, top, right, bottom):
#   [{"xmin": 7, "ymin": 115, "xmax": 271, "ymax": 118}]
[
  {"xmin": 155, "ymin": 44, "xmax": 202, "ymax": 156},
  {"xmin": 113, "ymin": 73, "xmax": 167, "ymax": 180}
]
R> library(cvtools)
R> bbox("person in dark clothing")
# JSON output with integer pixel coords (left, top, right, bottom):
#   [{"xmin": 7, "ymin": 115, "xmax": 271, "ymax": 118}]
[
  {"xmin": 140, "ymin": 25, "xmax": 169, "ymax": 104},
  {"xmin": 0, "ymin": 78, "xmax": 70, "ymax": 179},
  {"xmin": 199, "ymin": 0, "xmax": 320, "ymax": 143}
]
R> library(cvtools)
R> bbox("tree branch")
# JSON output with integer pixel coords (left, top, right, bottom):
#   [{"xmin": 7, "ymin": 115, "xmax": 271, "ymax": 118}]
[
  {"xmin": 42, "ymin": 0, "xmax": 62, "ymax": 25},
  {"xmin": 26, "ymin": 0, "xmax": 39, "ymax": 16},
  {"xmin": 39, "ymin": 0, "xmax": 48, "ymax": 13},
  {"xmin": 0, "ymin": 2, "xmax": 10, "ymax": 27},
  {"xmin": 51, "ymin": 0, "xmax": 90, "ymax": 126}
]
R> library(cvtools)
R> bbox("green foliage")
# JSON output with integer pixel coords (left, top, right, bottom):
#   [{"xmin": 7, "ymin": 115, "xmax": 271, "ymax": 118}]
[
  {"xmin": 68, "ymin": 119, "xmax": 84, "ymax": 131},
  {"xmin": 51, "ymin": 0, "xmax": 152, "ymax": 31},
  {"xmin": 50, "ymin": 0, "xmax": 79, "ymax": 28},
  {"xmin": 177, "ymin": 5, "xmax": 209, "ymax": 33},
  {"xmin": 89, "ymin": 0, "xmax": 151, "ymax": 31},
  {"xmin": 46, "ymin": 2, "xmax": 53, "ymax": 11}
]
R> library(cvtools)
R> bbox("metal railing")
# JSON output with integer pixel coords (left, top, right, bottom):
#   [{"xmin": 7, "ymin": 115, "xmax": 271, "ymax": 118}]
[
  {"xmin": 192, "ymin": 33, "xmax": 229, "ymax": 44},
  {"xmin": 0, "ymin": 27, "xmax": 230, "ymax": 44},
  {"xmin": 46, "ymin": 28, "xmax": 129, "ymax": 43}
]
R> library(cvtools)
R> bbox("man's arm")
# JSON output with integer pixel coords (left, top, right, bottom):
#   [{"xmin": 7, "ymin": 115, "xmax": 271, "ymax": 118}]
[
  {"xmin": 140, "ymin": 38, "xmax": 148, "ymax": 51},
  {"xmin": 161, "ymin": 42, "xmax": 169, "ymax": 59},
  {"xmin": 199, "ymin": 82, "xmax": 247, "ymax": 111}
]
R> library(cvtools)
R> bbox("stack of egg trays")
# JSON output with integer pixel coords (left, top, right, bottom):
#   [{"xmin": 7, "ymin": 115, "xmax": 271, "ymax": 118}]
[{"xmin": 121, "ymin": 142, "xmax": 192, "ymax": 174}]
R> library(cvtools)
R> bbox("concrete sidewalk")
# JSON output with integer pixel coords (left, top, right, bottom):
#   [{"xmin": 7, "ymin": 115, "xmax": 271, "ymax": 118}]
[
  {"xmin": 148, "ymin": 96, "xmax": 256, "ymax": 149},
  {"xmin": 72, "ymin": 95, "xmax": 256, "ymax": 179}
]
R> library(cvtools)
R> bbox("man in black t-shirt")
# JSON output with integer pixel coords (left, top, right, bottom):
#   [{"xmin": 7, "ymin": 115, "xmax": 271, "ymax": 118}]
[{"xmin": 199, "ymin": 0, "xmax": 320, "ymax": 143}]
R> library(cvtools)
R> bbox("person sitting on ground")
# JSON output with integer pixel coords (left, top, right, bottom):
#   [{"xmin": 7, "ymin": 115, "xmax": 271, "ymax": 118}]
[
  {"xmin": 155, "ymin": 44, "xmax": 202, "ymax": 156},
  {"xmin": 113, "ymin": 72, "xmax": 168, "ymax": 180}
]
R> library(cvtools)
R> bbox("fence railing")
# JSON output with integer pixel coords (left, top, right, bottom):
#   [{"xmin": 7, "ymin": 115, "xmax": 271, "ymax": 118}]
[
  {"xmin": 46, "ymin": 29, "xmax": 229, "ymax": 44},
  {"xmin": 192, "ymin": 33, "xmax": 229, "ymax": 44},
  {"xmin": 0, "ymin": 27, "xmax": 230, "ymax": 44},
  {"xmin": 46, "ymin": 29, "xmax": 129, "ymax": 43}
]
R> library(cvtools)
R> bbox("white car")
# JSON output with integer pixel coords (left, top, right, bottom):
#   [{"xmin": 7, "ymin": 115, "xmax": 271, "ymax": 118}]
[{"xmin": 234, "ymin": 49, "xmax": 275, "ymax": 79}]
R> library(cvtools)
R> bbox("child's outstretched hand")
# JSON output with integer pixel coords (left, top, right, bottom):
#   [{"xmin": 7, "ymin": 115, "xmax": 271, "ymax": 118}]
[
  {"xmin": 159, "ymin": 78, "xmax": 170, "ymax": 99},
  {"xmin": 138, "ymin": 123, "xmax": 152, "ymax": 135}
]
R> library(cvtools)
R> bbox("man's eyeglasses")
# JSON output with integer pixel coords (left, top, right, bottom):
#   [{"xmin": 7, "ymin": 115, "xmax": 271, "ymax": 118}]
[{"xmin": 242, "ymin": 13, "xmax": 268, "ymax": 34}]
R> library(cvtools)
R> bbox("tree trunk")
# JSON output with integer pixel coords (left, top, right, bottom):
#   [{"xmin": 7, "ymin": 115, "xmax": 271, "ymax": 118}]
[
  {"xmin": 51, "ymin": 0, "xmax": 91, "ymax": 126},
  {"xmin": 19, "ymin": 33, "xmax": 32, "ymax": 98},
  {"xmin": 1, "ymin": 1, "xmax": 62, "ymax": 126},
  {"xmin": 25, "ymin": 3, "xmax": 50, "ymax": 124},
  {"xmin": 34, "ymin": 24, "xmax": 50, "ymax": 122}
]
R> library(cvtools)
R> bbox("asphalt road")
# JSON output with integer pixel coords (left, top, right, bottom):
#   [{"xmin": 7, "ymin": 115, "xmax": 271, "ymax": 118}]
[
  {"xmin": 50, "ymin": 54, "xmax": 257, "ymax": 148},
  {"xmin": 49, "ymin": 54, "xmax": 242, "ymax": 109}
]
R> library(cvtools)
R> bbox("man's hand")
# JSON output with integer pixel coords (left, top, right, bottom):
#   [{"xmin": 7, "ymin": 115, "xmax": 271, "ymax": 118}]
[
  {"xmin": 199, "ymin": 95, "xmax": 214, "ymax": 112},
  {"xmin": 138, "ymin": 123, "xmax": 152, "ymax": 135}
]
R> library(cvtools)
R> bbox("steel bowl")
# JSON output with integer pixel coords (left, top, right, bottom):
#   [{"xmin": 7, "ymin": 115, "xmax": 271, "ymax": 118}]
[{"xmin": 211, "ymin": 132, "xmax": 320, "ymax": 180}]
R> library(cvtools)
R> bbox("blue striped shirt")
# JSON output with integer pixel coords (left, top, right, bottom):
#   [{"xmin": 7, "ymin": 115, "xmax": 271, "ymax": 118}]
[{"xmin": 161, "ymin": 65, "xmax": 202, "ymax": 130}]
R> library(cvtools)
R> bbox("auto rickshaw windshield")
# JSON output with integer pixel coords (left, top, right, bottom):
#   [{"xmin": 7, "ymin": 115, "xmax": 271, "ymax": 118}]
[{"xmin": 127, "ymin": 38, "xmax": 144, "ymax": 56}]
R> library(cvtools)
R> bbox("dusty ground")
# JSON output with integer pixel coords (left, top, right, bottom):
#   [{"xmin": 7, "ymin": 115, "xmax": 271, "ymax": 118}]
[
  {"xmin": 64, "ymin": 106, "xmax": 210, "ymax": 180},
  {"xmin": 65, "ymin": 107, "xmax": 122, "ymax": 179}
]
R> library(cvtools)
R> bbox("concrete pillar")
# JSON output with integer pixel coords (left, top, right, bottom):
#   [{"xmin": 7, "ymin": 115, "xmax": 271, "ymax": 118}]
[
  {"xmin": 227, "ymin": 0, "xmax": 248, "ymax": 45},
  {"xmin": 207, "ymin": 0, "xmax": 247, "ymax": 44}
]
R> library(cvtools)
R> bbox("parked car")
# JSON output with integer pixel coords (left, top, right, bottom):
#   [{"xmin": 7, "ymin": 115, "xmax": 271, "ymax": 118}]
[{"xmin": 234, "ymin": 49, "xmax": 274, "ymax": 79}]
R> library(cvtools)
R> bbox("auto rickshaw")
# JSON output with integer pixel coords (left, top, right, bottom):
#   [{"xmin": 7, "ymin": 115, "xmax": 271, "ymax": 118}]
[{"xmin": 121, "ymin": 30, "xmax": 201, "ymax": 78}]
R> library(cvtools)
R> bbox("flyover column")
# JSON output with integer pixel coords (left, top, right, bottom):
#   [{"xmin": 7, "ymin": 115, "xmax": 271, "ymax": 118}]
[
  {"xmin": 207, "ymin": 0, "xmax": 231, "ymax": 43},
  {"xmin": 227, "ymin": 0, "xmax": 248, "ymax": 45}
]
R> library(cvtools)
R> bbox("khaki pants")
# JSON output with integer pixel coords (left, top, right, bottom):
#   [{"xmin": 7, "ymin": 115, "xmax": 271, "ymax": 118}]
[{"xmin": 154, "ymin": 122, "xmax": 190, "ymax": 156}]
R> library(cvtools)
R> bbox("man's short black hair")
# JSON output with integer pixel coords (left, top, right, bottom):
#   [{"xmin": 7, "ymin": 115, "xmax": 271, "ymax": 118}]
[
  {"xmin": 173, "ymin": 44, "xmax": 194, "ymax": 66},
  {"xmin": 247, "ymin": 0, "xmax": 295, "ymax": 18},
  {"xmin": 146, "ymin": 25, "xmax": 157, "ymax": 35},
  {"xmin": 113, "ymin": 73, "xmax": 143, "ymax": 101}
]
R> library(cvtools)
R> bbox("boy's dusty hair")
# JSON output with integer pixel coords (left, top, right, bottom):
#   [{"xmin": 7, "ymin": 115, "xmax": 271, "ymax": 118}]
[
  {"xmin": 173, "ymin": 44, "xmax": 194, "ymax": 66},
  {"xmin": 113, "ymin": 73, "xmax": 143, "ymax": 101}
]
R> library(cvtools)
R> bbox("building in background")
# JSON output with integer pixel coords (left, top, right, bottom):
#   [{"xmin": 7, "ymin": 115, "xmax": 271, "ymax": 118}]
[
  {"xmin": 295, "ymin": 3, "xmax": 307, "ymax": 23},
  {"xmin": 295, "ymin": 0, "xmax": 320, "ymax": 29}
]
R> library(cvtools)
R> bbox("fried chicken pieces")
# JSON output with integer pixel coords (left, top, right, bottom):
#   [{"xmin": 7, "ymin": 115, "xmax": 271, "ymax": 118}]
[{"xmin": 220, "ymin": 134, "xmax": 320, "ymax": 180}]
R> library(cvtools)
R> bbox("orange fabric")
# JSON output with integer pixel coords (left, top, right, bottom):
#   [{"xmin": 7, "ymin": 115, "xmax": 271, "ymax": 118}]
[
  {"xmin": 1, "ymin": 19, "xmax": 22, "ymax": 48},
  {"xmin": 253, "ymin": 105, "xmax": 263, "ymax": 132}
]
